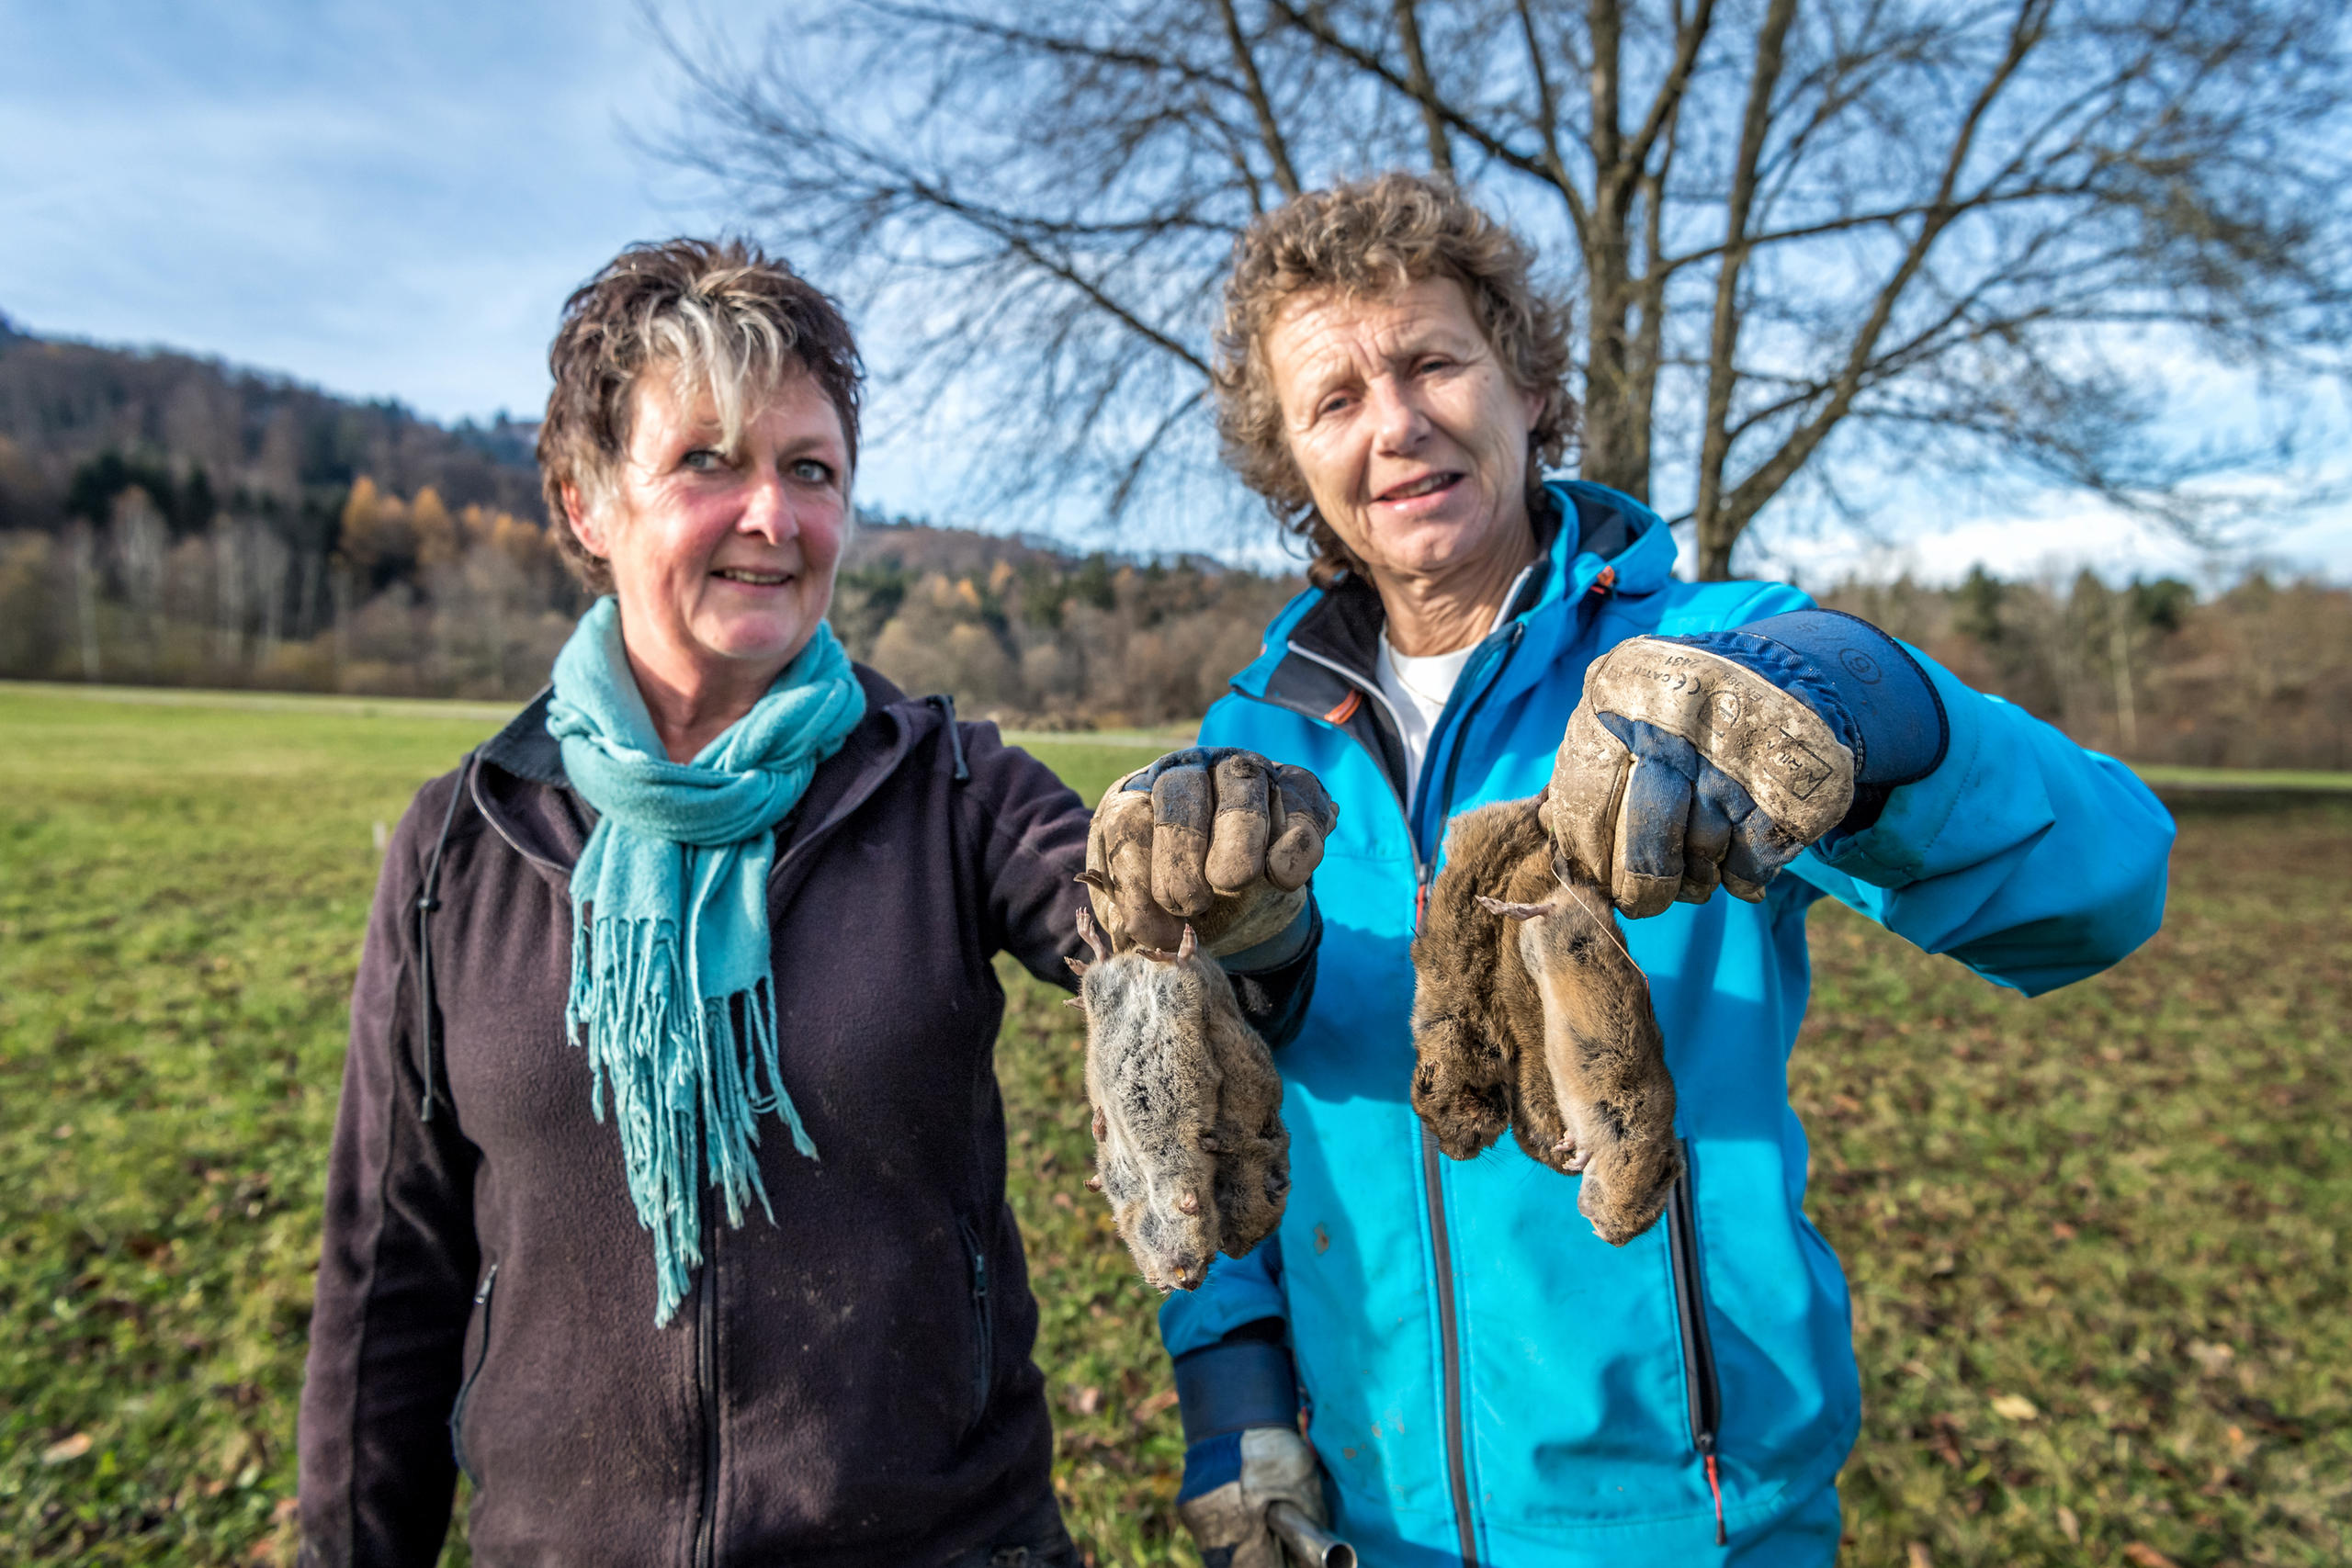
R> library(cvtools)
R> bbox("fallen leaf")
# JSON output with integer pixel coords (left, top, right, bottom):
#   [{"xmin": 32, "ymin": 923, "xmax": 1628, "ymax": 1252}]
[
  {"xmin": 2187, "ymin": 1340, "xmax": 2235, "ymax": 1376},
  {"xmin": 1990, "ymin": 1394, "xmax": 2040, "ymax": 1421},
  {"xmin": 2122, "ymin": 1544, "xmax": 2179, "ymax": 1568},
  {"xmin": 1070, "ymin": 1385, "xmax": 1102, "ymax": 1416},
  {"xmin": 1905, "ymin": 1542, "xmax": 1934, "ymax": 1568},
  {"xmin": 40, "ymin": 1433, "xmax": 93, "ymax": 1465},
  {"xmin": 274, "ymin": 1497, "xmax": 300, "ymax": 1524},
  {"xmin": 2056, "ymin": 1504, "xmax": 2080, "ymax": 1544},
  {"xmin": 2051, "ymin": 1222, "xmax": 2076, "ymax": 1240},
  {"xmin": 1135, "ymin": 1389, "xmax": 1179, "ymax": 1421}
]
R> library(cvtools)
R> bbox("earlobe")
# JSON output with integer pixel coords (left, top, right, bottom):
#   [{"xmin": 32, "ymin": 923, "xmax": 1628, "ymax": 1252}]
[{"xmin": 562, "ymin": 483, "xmax": 606, "ymax": 558}]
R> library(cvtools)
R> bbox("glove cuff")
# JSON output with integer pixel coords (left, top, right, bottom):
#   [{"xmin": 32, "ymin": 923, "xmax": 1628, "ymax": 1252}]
[
  {"xmin": 1670, "ymin": 610, "xmax": 1948, "ymax": 786},
  {"xmin": 1178, "ymin": 1429, "xmax": 1246, "ymax": 1503},
  {"xmin": 1213, "ymin": 901, "xmax": 1315, "ymax": 970},
  {"xmin": 1172, "ymin": 1325, "xmax": 1299, "ymax": 1446}
]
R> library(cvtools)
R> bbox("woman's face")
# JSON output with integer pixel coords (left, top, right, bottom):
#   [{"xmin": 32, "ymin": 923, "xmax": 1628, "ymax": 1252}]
[
  {"xmin": 1261, "ymin": 275, "xmax": 1543, "ymax": 585},
  {"xmin": 569, "ymin": 367, "xmax": 850, "ymax": 702}
]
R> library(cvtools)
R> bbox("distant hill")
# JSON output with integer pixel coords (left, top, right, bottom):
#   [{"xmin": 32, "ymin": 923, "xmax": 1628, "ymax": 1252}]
[
  {"xmin": 0, "ymin": 313, "xmax": 1309, "ymax": 725},
  {"xmin": 0, "ymin": 311, "xmax": 542, "ymax": 536},
  {"xmin": 6, "ymin": 315, "xmax": 2335, "ymax": 767}
]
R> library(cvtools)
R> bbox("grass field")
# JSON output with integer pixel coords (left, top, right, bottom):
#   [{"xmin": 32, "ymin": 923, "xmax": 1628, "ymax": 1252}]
[{"xmin": 0, "ymin": 683, "xmax": 2346, "ymax": 1566}]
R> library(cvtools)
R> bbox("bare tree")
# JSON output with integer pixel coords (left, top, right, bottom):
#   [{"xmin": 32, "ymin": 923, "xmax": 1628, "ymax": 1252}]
[
  {"xmin": 67, "ymin": 523, "xmax": 101, "ymax": 682},
  {"xmin": 664, "ymin": 0, "xmax": 2350, "ymax": 576},
  {"xmin": 110, "ymin": 488, "xmax": 169, "ymax": 673},
  {"xmin": 213, "ymin": 521, "xmax": 248, "ymax": 671}
]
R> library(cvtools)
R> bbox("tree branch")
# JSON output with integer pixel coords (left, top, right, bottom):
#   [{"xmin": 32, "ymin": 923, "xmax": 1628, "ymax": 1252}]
[
  {"xmin": 1391, "ymin": 0, "xmax": 1456, "ymax": 176},
  {"xmin": 1690, "ymin": 0, "xmax": 1797, "ymax": 570},
  {"xmin": 1265, "ymin": 0, "xmax": 1556, "ymax": 188},
  {"xmin": 1212, "ymin": 0, "xmax": 1302, "ymax": 197},
  {"xmin": 1719, "ymin": 0, "xmax": 2055, "ymax": 531},
  {"xmin": 1511, "ymin": 0, "xmax": 1591, "ymax": 248},
  {"xmin": 1611, "ymin": 0, "xmax": 1717, "ymax": 212}
]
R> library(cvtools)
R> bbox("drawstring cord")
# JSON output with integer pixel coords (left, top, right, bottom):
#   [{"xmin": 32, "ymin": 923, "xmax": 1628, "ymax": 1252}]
[
  {"xmin": 927, "ymin": 694, "xmax": 970, "ymax": 782},
  {"xmin": 415, "ymin": 752, "xmax": 477, "ymax": 1122},
  {"xmin": 1704, "ymin": 1450, "xmax": 1726, "ymax": 1546}
]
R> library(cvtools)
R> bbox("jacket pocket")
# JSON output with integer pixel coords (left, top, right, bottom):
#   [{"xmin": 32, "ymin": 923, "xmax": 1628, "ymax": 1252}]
[
  {"xmin": 448, "ymin": 1261, "xmax": 500, "ymax": 1487},
  {"xmin": 956, "ymin": 1218, "xmax": 994, "ymax": 1437},
  {"xmin": 1664, "ymin": 1145, "xmax": 1727, "ymax": 1545}
]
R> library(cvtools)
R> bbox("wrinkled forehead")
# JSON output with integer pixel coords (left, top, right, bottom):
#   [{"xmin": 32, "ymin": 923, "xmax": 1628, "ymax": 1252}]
[{"xmin": 1261, "ymin": 275, "xmax": 1488, "ymax": 389}]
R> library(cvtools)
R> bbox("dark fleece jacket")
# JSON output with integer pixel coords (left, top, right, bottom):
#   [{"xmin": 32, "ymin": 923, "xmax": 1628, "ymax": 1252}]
[{"xmin": 296, "ymin": 668, "xmax": 1311, "ymax": 1568}]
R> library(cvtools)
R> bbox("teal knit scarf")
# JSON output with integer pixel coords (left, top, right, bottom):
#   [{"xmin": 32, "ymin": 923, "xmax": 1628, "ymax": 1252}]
[{"xmin": 546, "ymin": 596, "xmax": 867, "ymax": 1325}]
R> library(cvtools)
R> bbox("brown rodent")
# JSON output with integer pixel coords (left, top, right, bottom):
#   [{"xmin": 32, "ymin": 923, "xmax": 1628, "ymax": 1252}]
[
  {"xmin": 1408, "ymin": 794, "xmax": 1682, "ymax": 1245},
  {"xmin": 1069, "ymin": 908, "xmax": 1290, "ymax": 1292}
]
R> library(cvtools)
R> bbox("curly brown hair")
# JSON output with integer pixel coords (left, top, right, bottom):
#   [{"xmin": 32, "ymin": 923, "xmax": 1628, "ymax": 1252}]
[
  {"xmin": 1212, "ymin": 173, "xmax": 1577, "ymax": 586},
  {"xmin": 537, "ymin": 238, "xmax": 864, "ymax": 594}
]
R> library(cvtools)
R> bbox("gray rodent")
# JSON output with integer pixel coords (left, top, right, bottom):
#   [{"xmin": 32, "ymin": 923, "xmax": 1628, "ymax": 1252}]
[
  {"xmin": 1069, "ymin": 906, "xmax": 1289, "ymax": 1292},
  {"xmin": 1408, "ymin": 793, "xmax": 1682, "ymax": 1245}
]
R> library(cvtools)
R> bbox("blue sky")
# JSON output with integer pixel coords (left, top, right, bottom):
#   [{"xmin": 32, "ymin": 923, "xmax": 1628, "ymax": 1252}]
[{"xmin": 4, "ymin": 0, "xmax": 2346, "ymax": 585}]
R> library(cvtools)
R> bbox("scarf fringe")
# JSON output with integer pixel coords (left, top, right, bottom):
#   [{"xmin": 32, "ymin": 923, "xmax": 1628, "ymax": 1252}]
[{"xmin": 568, "ymin": 912, "xmax": 819, "ymax": 1326}]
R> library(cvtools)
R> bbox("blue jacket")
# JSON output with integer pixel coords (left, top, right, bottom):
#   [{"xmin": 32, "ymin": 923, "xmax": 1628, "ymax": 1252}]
[{"xmin": 1159, "ymin": 482, "xmax": 2174, "ymax": 1565}]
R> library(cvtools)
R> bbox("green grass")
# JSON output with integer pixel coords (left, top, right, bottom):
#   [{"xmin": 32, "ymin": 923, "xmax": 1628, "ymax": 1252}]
[
  {"xmin": 2130, "ymin": 764, "xmax": 2352, "ymax": 794},
  {"xmin": 1, "ymin": 685, "xmax": 2345, "ymax": 1566}
]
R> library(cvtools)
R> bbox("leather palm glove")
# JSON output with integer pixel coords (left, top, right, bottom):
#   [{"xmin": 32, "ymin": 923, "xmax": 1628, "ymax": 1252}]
[
  {"xmin": 1170, "ymin": 1322, "xmax": 1326, "ymax": 1568},
  {"xmin": 1085, "ymin": 748, "xmax": 1338, "ymax": 957},
  {"xmin": 1175, "ymin": 1426, "xmax": 1327, "ymax": 1568},
  {"xmin": 1544, "ymin": 610, "xmax": 1948, "ymax": 917}
]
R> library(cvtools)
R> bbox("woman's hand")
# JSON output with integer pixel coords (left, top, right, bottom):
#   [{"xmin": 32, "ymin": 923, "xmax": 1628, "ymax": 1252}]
[{"xmin": 1083, "ymin": 749, "xmax": 1337, "ymax": 956}]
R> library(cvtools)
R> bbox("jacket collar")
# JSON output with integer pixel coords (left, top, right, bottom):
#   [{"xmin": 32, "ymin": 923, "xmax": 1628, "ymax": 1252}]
[
  {"xmin": 469, "ymin": 663, "xmax": 933, "ymax": 881},
  {"xmin": 1230, "ymin": 479, "xmax": 1675, "ymax": 709}
]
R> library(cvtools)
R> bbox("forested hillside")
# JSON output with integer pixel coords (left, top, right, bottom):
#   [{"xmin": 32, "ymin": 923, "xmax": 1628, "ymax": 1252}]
[{"xmin": 1, "ymin": 316, "xmax": 2345, "ymax": 764}]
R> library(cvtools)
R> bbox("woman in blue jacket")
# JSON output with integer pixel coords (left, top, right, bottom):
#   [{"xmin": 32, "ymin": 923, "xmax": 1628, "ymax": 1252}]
[{"xmin": 1156, "ymin": 174, "xmax": 2174, "ymax": 1567}]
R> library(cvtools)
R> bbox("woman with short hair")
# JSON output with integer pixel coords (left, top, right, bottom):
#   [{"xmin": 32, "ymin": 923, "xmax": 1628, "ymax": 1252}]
[
  {"xmin": 295, "ymin": 238, "xmax": 1330, "ymax": 1568},
  {"xmin": 1159, "ymin": 172, "xmax": 2172, "ymax": 1567}
]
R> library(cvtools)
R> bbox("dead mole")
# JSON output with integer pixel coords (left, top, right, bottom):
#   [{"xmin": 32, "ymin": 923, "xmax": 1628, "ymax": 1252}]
[
  {"xmin": 1068, "ymin": 904, "xmax": 1289, "ymax": 1292},
  {"xmin": 1408, "ymin": 794, "xmax": 1682, "ymax": 1245}
]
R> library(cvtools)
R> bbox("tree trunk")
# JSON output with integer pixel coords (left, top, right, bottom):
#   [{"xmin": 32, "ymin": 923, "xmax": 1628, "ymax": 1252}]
[{"xmin": 70, "ymin": 525, "xmax": 101, "ymax": 682}]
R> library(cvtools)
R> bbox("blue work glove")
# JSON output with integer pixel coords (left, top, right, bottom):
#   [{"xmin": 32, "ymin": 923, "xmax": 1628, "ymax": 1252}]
[
  {"xmin": 1542, "ymin": 610, "xmax": 1947, "ymax": 917},
  {"xmin": 1170, "ymin": 1325, "xmax": 1326, "ymax": 1568}
]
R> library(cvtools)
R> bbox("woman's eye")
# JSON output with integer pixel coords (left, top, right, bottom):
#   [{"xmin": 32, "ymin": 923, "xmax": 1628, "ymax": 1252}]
[
  {"xmin": 1314, "ymin": 394, "xmax": 1353, "ymax": 420},
  {"xmin": 682, "ymin": 448, "xmax": 726, "ymax": 472},
  {"xmin": 788, "ymin": 458, "xmax": 835, "ymax": 485},
  {"xmin": 1417, "ymin": 356, "xmax": 1454, "ymax": 376}
]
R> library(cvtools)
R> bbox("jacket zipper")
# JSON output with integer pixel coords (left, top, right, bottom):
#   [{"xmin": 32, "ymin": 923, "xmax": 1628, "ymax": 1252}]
[
  {"xmin": 695, "ymin": 1218, "xmax": 720, "ymax": 1568},
  {"xmin": 957, "ymin": 1216, "xmax": 996, "ymax": 1436},
  {"xmin": 1412, "ymin": 622, "xmax": 1521, "ymax": 1568},
  {"xmin": 1665, "ymin": 1140, "xmax": 1727, "ymax": 1544},
  {"xmin": 447, "ymin": 1261, "xmax": 499, "ymax": 1487},
  {"xmin": 1256, "ymin": 553, "xmax": 1611, "ymax": 1563},
  {"xmin": 1290, "ymin": 615, "xmax": 1525, "ymax": 1568}
]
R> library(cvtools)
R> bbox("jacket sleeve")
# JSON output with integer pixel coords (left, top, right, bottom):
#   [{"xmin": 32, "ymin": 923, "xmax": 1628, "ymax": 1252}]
[
  {"xmin": 1159, "ymin": 1229, "xmax": 1292, "ymax": 1359},
  {"xmin": 297, "ymin": 777, "xmax": 482, "ymax": 1568},
  {"xmin": 953, "ymin": 720, "xmax": 1096, "ymax": 987},
  {"xmin": 1783, "ymin": 641, "xmax": 2176, "ymax": 996},
  {"xmin": 954, "ymin": 721, "xmax": 1324, "ymax": 1035}
]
